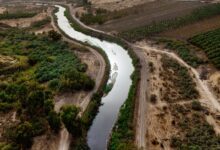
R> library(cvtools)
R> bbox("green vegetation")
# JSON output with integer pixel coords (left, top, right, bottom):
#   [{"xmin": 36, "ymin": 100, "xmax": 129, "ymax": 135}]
[
  {"xmin": 61, "ymin": 105, "xmax": 82, "ymax": 136},
  {"xmin": 161, "ymin": 57, "xmax": 199, "ymax": 102},
  {"xmin": 0, "ymin": 29, "xmax": 94, "ymax": 148},
  {"xmin": 79, "ymin": 8, "xmax": 126, "ymax": 25},
  {"xmin": 158, "ymin": 39, "xmax": 204, "ymax": 67},
  {"xmin": 189, "ymin": 28, "xmax": 220, "ymax": 68},
  {"xmin": 30, "ymin": 17, "xmax": 51, "ymax": 28},
  {"xmin": 109, "ymin": 70, "xmax": 139, "ymax": 150},
  {"xmin": 0, "ymin": 11, "xmax": 37, "ymax": 20},
  {"xmin": 170, "ymin": 104, "xmax": 220, "ymax": 149},
  {"xmin": 80, "ymin": 9, "xmax": 107, "ymax": 25},
  {"xmin": 119, "ymin": 3, "xmax": 220, "ymax": 42}
]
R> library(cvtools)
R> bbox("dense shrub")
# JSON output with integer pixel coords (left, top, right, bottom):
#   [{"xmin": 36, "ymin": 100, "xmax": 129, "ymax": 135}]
[
  {"xmin": 0, "ymin": 11, "xmax": 37, "ymax": 20},
  {"xmin": 30, "ymin": 17, "xmax": 51, "ymax": 28},
  {"xmin": 61, "ymin": 105, "xmax": 82, "ymax": 137}
]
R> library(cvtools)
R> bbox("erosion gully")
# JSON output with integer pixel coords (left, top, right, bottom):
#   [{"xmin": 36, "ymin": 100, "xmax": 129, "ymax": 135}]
[{"xmin": 55, "ymin": 5, "xmax": 134, "ymax": 150}]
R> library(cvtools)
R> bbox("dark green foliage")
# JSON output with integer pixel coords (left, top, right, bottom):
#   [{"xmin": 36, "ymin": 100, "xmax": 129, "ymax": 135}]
[
  {"xmin": 30, "ymin": 17, "xmax": 51, "ymax": 28},
  {"xmin": 0, "ymin": 11, "xmax": 37, "ymax": 20},
  {"xmin": 119, "ymin": 3, "xmax": 220, "ymax": 42},
  {"xmin": 61, "ymin": 105, "xmax": 82, "ymax": 137},
  {"xmin": 0, "ymin": 29, "xmax": 94, "ymax": 148},
  {"xmin": 15, "ymin": 122, "xmax": 33, "ymax": 147},
  {"xmin": 48, "ymin": 30, "xmax": 62, "ymax": 41},
  {"xmin": 0, "ymin": 103, "xmax": 14, "ymax": 113},
  {"xmin": 26, "ymin": 90, "xmax": 45, "ymax": 116},
  {"xmin": 191, "ymin": 101, "xmax": 203, "ymax": 111},
  {"xmin": 0, "ymin": 29, "xmax": 94, "ymax": 92},
  {"xmin": 80, "ymin": 13, "xmax": 107, "ymax": 25},
  {"xmin": 189, "ymin": 28, "xmax": 220, "ymax": 68},
  {"xmin": 47, "ymin": 111, "xmax": 61, "ymax": 133},
  {"xmin": 60, "ymin": 69, "xmax": 95, "ymax": 92},
  {"xmin": 150, "ymin": 94, "xmax": 157, "ymax": 104},
  {"xmin": 159, "ymin": 39, "xmax": 204, "ymax": 67},
  {"xmin": 5, "ymin": 122, "xmax": 34, "ymax": 149}
]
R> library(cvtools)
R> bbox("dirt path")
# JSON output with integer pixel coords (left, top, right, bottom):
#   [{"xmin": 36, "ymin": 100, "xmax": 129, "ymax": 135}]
[
  {"xmin": 134, "ymin": 43, "xmax": 220, "ymax": 113},
  {"xmin": 133, "ymin": 47, "xmax": 149, "ymax": 149}
]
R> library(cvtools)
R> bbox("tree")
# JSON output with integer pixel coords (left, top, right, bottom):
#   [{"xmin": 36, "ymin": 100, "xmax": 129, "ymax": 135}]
[
  {"xmin": 15, "ymin": 122, "xmax": 33, "ymax": 149},
  {"xmin": 48, "ymin": 30, "xmax": 61, "ymax": 41},
  {"xmin": 48, "ymin": 111, "xmax": 61, "ymax": 133},
  {"xmin": 60, "ymin": 105, "xmax": 82, "ymax": 136},
  {"xmin": 26, "ymin": 90, "xmax": 45, "ymax": 116}
]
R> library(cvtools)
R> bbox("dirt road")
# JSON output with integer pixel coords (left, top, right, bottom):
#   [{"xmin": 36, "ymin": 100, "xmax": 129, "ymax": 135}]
[
  {"xmin": 133, "ymin": 47, "xmax": 149, "ymax": 149},
  {"xmin": 134, "ymin": 43, "xmax": 220, "ymax": 113}
]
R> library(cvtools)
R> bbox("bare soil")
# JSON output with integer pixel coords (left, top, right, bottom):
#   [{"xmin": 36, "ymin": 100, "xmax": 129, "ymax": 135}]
[
  {"xmin": 160, "ymin": 15, "xmax": 220, "ymax": 39},
  {"xmin": 92, "ymin": 0, "xmax": 205, "ymax": 32},
  {"xmin": 0, "ymin": 11, "xmax": 49, "ymax": 28},
  {"xmin": 135, "ymin": 41, "xmax": 220, "ymax": 149},
  {"xmin": 0, "ymin": 7, "xmax": 6, "ymax": 14},
  {"xmin": 88, "ymin": 0, "xmax": 155, "ymax": 11}
]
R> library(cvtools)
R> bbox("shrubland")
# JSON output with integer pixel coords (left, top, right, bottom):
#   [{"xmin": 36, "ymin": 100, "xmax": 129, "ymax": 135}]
[{"xmin": 0, "ymin": 28, "xmax": 94, "ymax": 149}]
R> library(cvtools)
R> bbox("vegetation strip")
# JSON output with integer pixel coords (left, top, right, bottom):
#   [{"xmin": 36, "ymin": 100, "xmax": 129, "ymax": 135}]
[
  {"xmin": 54, "ymin": 5, "xmax": 141, "ymax": 149},
  {"xmin": 189, "ymin": 28, "xmax": 220, "ymax": 68},
  {"xmin": 0, "ymin": 28, "xmax": 95, "ymax": 149},
  {"xmin": 119, "ymin": 3, "xmax": 220, "ymax": 42},
  {"xmin": 157, "ymin": 38, "xmax": 205, "ymax": 68},
  {"xmin": 0, "ymin": 12, "xmax": 37, "ymax": 20}
]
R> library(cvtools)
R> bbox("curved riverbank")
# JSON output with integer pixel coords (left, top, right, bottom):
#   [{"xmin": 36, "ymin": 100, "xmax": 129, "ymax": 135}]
[{"xmin": 54, "ymin": 4, "xmax": 140, "ymax": 149}]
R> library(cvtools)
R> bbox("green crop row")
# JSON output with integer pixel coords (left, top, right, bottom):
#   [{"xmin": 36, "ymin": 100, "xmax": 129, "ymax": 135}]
[{"xmin": 189, "ymin": 28, "xmax": 220, "ymax": 68}]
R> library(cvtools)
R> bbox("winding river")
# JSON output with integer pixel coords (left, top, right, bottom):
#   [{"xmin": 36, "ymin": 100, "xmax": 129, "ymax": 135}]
[{"xmin": 55, "ymin": 5, "xmax": 134, "ymax": 150}]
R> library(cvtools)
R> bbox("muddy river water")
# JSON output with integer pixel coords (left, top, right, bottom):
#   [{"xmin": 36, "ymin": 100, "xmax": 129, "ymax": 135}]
[{"xmin": 55, "ymin": 5, "xmax": 134, "ymax": 150}]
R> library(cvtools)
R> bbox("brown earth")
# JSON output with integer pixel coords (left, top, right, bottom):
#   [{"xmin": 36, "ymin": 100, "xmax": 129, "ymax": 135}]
[
  {"xmin": 0, "ymin": 11, "xmax": 49, "ymax": 28},
  {"xmin": 92, "ymin": 0, "xmax": 206, "ymax": 32},
  {"xmin": 134, "ymin": 41, "xmax": 220, "ymax": 149},
  {"xmin": 88, "ymin": 0, "xmax": 155, "ymax": 11},
  {"xmin": 160, "ymin": 15, "xmax": 220, "ymax": 39}
]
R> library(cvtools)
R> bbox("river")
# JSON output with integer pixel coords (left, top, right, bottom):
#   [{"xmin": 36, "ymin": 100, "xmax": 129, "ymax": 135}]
[{"xmin": 55, "ymin": 5, "xmax": 134, "ymax": 150}]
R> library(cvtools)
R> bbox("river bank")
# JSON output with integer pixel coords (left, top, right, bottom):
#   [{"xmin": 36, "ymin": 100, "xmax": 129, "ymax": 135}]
[{"xmin": 54, "ymin": 4, "xmax": 140, "ymax": 150}]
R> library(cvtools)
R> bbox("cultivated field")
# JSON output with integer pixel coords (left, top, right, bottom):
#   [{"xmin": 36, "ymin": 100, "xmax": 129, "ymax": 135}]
[{"xmin": 92, "ymin": 0, "xmax": 205, "ymax": 32}]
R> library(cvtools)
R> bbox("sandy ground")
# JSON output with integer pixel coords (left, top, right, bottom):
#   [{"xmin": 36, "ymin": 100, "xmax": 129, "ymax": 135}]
[
  {"xmin": 0, "ymin": 111, "xmax": 18, "ymax": 142},
  {"xmin": 0, "ymin": 7, "xmax": 6, "ymax": 14},
  {"xmin": 133, "ymin": 41, "xmax": 220, "ymax": 149},
  {"xmin": 92, "ymin": 0, "xmax": 205, "ymax": 32},
  {"xmin": 209, "ymin": 71, "xmax": 220, "ymax": 101},
  {"xmin": 0, "ymin": 11, "xmax": 48, "ymax": 28},
  {"xmin": 160, "ymin": 15, "xmax": 220, "ymax": 39}
]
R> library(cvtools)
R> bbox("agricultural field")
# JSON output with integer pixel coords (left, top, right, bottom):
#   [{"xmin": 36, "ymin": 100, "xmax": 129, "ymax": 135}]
[
  {"xmin": 189, "ymin": 28, "xmax": 220, "ymax": 68},
  {"xmin": 119, "ymin": 3, "xmax": 220, "ymax": 42},
  {"xmin": 77, "ymin": 0, "xmax": 205, "ymax": 32}
]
